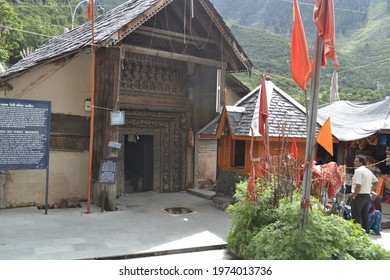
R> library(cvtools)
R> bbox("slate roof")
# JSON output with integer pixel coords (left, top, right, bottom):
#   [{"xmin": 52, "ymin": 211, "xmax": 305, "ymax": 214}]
[
  {"xmin": 199, "ymin": 80, "xmax": 321, "ymax": 138},
  {"xmin": 0, "ymin": 0, "xmax": 251, "ymax": 81}
]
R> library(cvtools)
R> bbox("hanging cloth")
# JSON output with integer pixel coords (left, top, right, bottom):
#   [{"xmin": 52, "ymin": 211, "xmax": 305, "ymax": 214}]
[{"xmin": 330, "ymin": 70, "xmax": 339, "ymax": 102}]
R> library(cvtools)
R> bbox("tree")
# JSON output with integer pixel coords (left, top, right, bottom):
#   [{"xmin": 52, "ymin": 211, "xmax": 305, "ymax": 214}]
[{"xmin": 0, "ymin": 0, "xmax": 22, "ymax": 65}]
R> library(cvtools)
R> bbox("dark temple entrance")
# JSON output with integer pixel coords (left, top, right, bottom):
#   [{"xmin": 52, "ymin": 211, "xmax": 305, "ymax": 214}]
[{"xmin": 124, "ymin": 135, "xmax": 154, "ymax": 193}]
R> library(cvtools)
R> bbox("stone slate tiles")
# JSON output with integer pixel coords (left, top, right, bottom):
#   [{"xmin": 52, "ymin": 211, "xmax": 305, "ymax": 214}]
[
  {"xmin": 1, "ymin": 0, "xmax": 162, "ymax": 79},
  {"xmin": 199, "ymin": 81, "xmax": 321, "ymax": 139},
  {"xmin": 0, "ymin": 0, "xmax": 251, "ymax": 81}
]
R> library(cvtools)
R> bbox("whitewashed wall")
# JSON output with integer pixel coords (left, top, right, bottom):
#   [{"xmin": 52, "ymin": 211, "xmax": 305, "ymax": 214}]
[{"xmin": 0, "ymin": 52, "xmax": 91, "ymax": 207}]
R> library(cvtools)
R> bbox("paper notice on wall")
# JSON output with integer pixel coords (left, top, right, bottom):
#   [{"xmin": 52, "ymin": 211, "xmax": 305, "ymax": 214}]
[{"xmin": 110, "ymin": 111, "xmax": 125, "ymax": 126}]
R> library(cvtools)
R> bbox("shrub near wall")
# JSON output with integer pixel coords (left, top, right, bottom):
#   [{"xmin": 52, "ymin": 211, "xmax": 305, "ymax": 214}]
[{"xmin": 226, "ymin": 180, "xmax": 390, "ymax": 260}]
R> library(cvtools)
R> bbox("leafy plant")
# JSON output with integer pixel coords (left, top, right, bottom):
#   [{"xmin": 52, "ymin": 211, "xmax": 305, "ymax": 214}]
[
  {"xmin": 227, "ymin": 180, "xmax": 390, "ymax": 260},
  {"xmin": 226, "ymin": 179, "xmax": 277, "ymax": 258}
]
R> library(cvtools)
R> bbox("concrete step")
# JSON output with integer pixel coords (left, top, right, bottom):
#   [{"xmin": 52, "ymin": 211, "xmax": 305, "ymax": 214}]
[
  {"xmin": 187, "ymin": 188, "xmax": 216, "ymax": 200},
  {"xmin": 89, "ymin": 244, "xmax": 227, "ymax": 260}
]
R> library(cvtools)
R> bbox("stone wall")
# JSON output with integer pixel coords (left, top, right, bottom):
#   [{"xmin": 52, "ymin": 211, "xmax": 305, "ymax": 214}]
[{"xmin": 216, "ymin": 169, "xmax": 248, "ymax": 197}]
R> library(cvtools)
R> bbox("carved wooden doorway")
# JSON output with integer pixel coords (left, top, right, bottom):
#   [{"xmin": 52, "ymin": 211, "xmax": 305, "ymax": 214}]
[
  {"xmin": 117, "ymin": 110, "xmax": 187, "ymax": 194},
  {"xmin": 124, "ymin": 135, "xmax": 154, "ymax": 193},
  {"xmin": 117, "ymin": 52, "xmax": 189, "ymax": 194}
]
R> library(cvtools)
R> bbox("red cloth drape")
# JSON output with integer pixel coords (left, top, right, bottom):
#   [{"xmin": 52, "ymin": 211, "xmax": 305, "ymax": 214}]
[
  {"xmin": 313, "ymin": 0, "xmax": 339, "ymax": 69},
  {"xmin": 88, "ymin": 0, "xmax": 93, "ymax": 19},
  {"xmin": 291, "ymin": 137, "xmax": 298, "ymax": 160},
  {"xmin": 258, "ymin": 74, "xmax": 268, "ymax": 136}
]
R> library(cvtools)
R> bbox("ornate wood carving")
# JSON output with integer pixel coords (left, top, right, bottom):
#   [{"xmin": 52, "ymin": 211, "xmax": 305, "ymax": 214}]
[{"xmin": 120, "ymin": 52, "xmax": 187, "ymax": 96}]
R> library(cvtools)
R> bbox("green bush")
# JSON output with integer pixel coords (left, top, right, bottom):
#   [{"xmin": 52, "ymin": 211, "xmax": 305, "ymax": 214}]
[{"xmin": 226, "ymin": 180, "xmax": 390, "ymax": 260}]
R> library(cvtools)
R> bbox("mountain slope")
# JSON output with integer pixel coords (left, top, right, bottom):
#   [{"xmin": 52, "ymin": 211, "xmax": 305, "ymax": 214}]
[
  {"xmin": 211, "ymin": 0, "xmax": 390, "ymax": 103},
  {"xmin": 4, "ymin": 0, "xmax": 390, "ymax": 103}
]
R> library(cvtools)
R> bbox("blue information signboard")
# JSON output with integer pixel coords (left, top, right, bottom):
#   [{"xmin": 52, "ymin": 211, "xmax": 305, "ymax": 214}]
[{"xmin": 0, "ymin": 98, "xmax": 51, "ymax": 170}]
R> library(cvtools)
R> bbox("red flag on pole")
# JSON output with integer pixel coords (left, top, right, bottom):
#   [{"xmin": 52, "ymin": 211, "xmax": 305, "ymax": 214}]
[
  {"xmin": 88, "ymin": 0, "xmax": 93, "ymax": 19},
  {"xmin": 258, "ymin": 74, "xmax": 268, "ymax": 136},
  {"xmin": 316, "ymin": 117, "xmax": 333, "ymax": 156},
  {"xmin": 313, "ymin": 0, "xmax": 339, "ymax": 69},
  {"xmin": 291, "ymin": 0, "xmax": 311, "ymax": 90},
  {"xmin": 291, "ymin": 137, "xmax": 298, "ymax": 160}
]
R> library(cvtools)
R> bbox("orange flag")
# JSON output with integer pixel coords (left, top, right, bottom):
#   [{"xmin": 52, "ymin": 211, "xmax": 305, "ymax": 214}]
[
  {"xmin": 258, "ymin": 74, "xmax": 268, "ymax": 136},
  {"xmin": 88, "ymin": 0, "xmax": 93, "ymax": 19},
  {"xmin": 291, "ymin": 137, "xmax": 298, "ymax": 160},
  {"xmin": 316, "ymin": 117, "xmax": 333, "ymax": 156},
  {"xmin": 313, "ymin": 0, "xmax": 339, "ymax": 69},
  {"xmin": 291, "ymin": 0, "xmax": 311, "ymax": 90}
]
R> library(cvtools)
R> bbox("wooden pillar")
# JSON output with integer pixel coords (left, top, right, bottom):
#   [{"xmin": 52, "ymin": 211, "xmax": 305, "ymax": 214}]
[
  {"xmin": 93, "ymin": 183, "xmax": 116, "ymax": 211},
  {"xmin": 93, "ymin": 46, "xmax": 121, "ymax": 211}
]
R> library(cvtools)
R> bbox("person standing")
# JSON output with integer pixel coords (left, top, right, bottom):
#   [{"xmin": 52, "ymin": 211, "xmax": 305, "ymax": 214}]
[{"xmin": 351, "ymin": 155, "xmax": 378, "ymax": 232}]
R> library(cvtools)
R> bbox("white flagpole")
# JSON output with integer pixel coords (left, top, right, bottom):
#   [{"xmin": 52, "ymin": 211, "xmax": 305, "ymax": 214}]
[{"xmin": 300, "ymin": 32, "xmax": 323, "ymax": 230}]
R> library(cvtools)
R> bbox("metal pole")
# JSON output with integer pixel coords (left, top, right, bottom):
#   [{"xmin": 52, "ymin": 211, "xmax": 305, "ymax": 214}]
[
  {"xmin": 44, "ymin": 105, "xmax": 51, "ymax": 215},
  {"xmin": 300, "ymin": 33, "xmax": 323, "ymax": 230},
  {"xmin": 87, "ymin": 1, "xmax": 95, "ymax": 214},
  {"xmin": 44, "ymin": 167, "xmax": 50, "ymax": 214},
  {"xmin": 71, "ymin": 0, "xmax": 88, "ymax": 29}
]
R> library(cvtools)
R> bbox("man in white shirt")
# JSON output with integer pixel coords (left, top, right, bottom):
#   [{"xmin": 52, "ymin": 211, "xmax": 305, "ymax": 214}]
[{"xmin": 351, "ymin": 155, "xmax": 378, "ymax": 232}]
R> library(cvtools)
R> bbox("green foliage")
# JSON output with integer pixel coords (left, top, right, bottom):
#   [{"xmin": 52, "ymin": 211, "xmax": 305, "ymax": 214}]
[
  {"xmin": 211, "ymin": 0, "xmax": 369, "ymax": 38},
  {"xmin": 211, "ymin": 0, "xmax": 389, "ymax": 103},
  {"xmin": 3, "ymin": 0, "xmax": 72, "ymax": 65},
  {"xmin": 227, "ymin": 180, "xmax": 390, "ymax": 260},
  {"xmin": 229, "ymin": 23, "xmax": 387, "ymax": 105},
  {"xmin": 0, "ymin": 0, "xmax": 22, "ymax": 63},
  {"xmin": 3, "ymin": 0, "xmax": 126, "ymax": 66},
  {"xmin": 226, "ymin": 179, "xmax": 278, "ymax": 258},
  {"xmin": 2, "ymin": 0, "xmax": 390, "ymax": 103}
]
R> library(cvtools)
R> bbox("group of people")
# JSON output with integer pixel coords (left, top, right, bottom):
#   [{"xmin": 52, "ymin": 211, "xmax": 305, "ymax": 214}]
[{"xmin": 349, "ymin": 155, "xmax": 382, "ymax": 236}]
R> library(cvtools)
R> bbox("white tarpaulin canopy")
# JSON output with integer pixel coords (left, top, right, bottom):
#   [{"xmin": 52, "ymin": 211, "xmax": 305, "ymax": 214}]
[{"xmin": 317, "ymin": 97, "xmax": 390, "ymax": 141}]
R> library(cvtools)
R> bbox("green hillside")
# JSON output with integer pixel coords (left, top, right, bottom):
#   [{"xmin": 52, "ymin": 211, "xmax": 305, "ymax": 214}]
[
  {"xmin": 211, "ymin": 0, "xmax": 371, "ymax": 39},
  {"xmin": 2, "ymin": 0, "xmax": 390, "ymax": 104},
  {"xmin": 212, "ymin": 0, "xmax": 390, "ymax": 104}
]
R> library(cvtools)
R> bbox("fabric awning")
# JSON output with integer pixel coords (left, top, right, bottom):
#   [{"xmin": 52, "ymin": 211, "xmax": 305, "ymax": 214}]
[{"xmin": 317, "ymin": 97, "xmax": 390, "ymax": 141}]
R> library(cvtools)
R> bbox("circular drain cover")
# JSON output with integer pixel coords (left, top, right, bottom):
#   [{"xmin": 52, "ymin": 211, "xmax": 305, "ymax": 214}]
[{"xmin": 164, "ymin": 207, "xmax": 193, "ymax": 215}]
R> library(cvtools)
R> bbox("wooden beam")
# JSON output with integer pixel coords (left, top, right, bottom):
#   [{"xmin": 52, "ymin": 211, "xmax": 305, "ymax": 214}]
[
  {"xmin": 135, "ymin": 26, "xmax": 216, "ymax": 45},
  {"xmin": 106, "ymin": 0, "xmax": 173, "ymax": 46},
  {"xmin": 197, "ymin": 0, "xmax": 251, "ymax": 73},
  {"xmin": 124, "ymin": 45, "xmax": 227, "ymax": 68},
  {"xmin": 119, "ymin": 94, "xmax": 189, "ymax": 110},
  {"xmin": 170, "ymin": 0, "xmax": 239, "ymax": 72}
]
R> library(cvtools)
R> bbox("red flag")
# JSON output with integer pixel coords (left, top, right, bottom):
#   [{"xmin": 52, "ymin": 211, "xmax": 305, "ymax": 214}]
[
  {"xmin": 291, "ymin": 137, "xmax": 298, "ymax": 160},
  {"xmin": 88, "ymin": 0, "xmax": 93, "ymax": 20},
  {"xmin": 313, "ymin": 0, "xmax": 339, "ymax": 69},
  {"xmin": 291, "ymin": 0, "xmax": 311, "ymax": 90},
  {"xmin": 255, "ymin": 162, "xmax": 265, "ymax": 178},
  {"xmin": 247, "ymin": 162, "xmax": 255, "ymax": 203},
  {"xmin": 258, "ymin": 74, "xmax": 268, "ymax": 136},
  {"xmin": 316, "ymin": 117, "xmax": 333, "ymax": 156}
]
